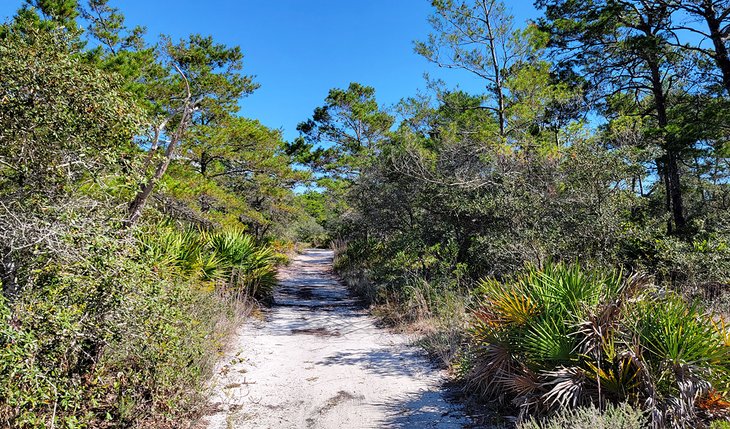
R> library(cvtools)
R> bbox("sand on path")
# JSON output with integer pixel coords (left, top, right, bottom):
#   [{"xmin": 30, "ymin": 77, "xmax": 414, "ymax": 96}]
[{"xmin": 201, "ymin": 249, "xmax": 472, "ymax": 429}]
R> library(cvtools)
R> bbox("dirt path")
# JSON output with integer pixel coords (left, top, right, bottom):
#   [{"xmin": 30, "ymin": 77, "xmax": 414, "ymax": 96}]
[{"xmin": 200, "ymin": 249, "xmax": 472, "ymax": 429}]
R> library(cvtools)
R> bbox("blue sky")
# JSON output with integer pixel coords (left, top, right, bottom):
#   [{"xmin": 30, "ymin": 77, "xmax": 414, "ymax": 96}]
[{"xmin": 0, "ymin": 1, "xmax": 540, "ymax": 142}]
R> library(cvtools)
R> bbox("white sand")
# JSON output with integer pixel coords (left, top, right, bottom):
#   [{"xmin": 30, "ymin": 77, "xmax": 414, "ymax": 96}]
[{"xmin": 199, "ymin": 249, "xmax": 472, "ymax": 429}]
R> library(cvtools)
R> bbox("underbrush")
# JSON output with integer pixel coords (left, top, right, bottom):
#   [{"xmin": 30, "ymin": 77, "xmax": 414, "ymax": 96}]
[
  {"xmin": 516, "ymin": 403, "xmax": 648, "ymax": 429},
  {"xmin": 466, "ymin": 262, "xmax": 730, "ymax": 427},
  {"xmin": 333, "ymin": 239, "xmax": 730, "ymax": 428},
  {"xmin": 0, "ymin": 223, "xmax": 277, "ymax": 428}
]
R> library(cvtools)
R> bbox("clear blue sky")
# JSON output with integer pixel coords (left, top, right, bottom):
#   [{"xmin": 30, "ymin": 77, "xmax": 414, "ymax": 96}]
[{"xmin": 0, "ymin": 1, "xmax": 540, "ymax": 142}]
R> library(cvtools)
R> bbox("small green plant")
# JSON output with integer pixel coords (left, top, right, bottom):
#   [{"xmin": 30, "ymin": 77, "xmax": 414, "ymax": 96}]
[
  {"xmin": 207, "ymin": 229, "xmax": 278, "ymax": 299},
  {"xmin": 517, "ymin": 403, "xmax": 647, "ymax": 429},
  {"xmin": 710, "ymin": 420, "xmax": 730, "ymax": 429}
]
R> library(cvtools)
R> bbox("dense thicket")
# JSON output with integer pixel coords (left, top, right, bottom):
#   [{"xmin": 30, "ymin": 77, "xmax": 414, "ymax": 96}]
[
  {"xmin": 0, "ymin": 1, "xmax": 307, "ymax": 427},
  {"xmin": 293, "ymin": 0, "xmax": 730, "ymax": 427}
]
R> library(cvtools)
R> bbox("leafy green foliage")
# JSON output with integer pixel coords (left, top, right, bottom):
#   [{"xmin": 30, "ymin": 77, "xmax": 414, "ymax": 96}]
[
  {"xmin": 187, "ymin": 117, "xmax": 308, "ymax": 238},
  {"xmin": 318, "ymin": 8, "xmax": 729, "ymax": 428},
  {"xmin": 140, "ymin": 227, "xmax": 278, "ymax": 300},
  {"xmin": 2, "ymin": 0, "xmax": 730, "ymax": 427},
  {"xmin": 22, "ymin": 0, "xmax": 79, "ymax": 29},
  {"xmin": 467, "ymin": 263, "xmax": 730, "ymax": 426},
  {"xmin": 0, "ymin": 4, "xmax": 292, "ymax": 427},
  {"xmin": 0, "ymin": 220, "xmax": 249, "ymax": 428},
  {"xmin": 292, "ymin": 82, "xmax": 393, "ymax": 179},
  {"xmin": 0, "ymin": 26, "xmax": 142, "ymax": 201},
  {"xmin": 287, "ymin": 83, "xmax": 394, "ymax": 241},
  {"xmin": 81, "ymin": 0, "xmax": 145, "ymax": 54},
  {"xmin": 207, "ymin": 229, "xmax": 278, "ymax": 299}
]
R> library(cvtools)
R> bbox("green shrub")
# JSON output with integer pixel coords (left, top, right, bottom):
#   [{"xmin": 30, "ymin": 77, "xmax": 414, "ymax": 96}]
[
  {"xmin": 467, "ymin": 262, "xmax": 626, "ymax": 401},
  {"xmin": 293, "ymin": 215, "xmax": 330, "ymax": 247},
  {"xmin": 0, "ymin": 231, "xmax": 229, "ymax": 428},
  {"xmin": 467, "ymin": 262, "xmax": 730, "ymax": 427},
  {"xmin": 517, "ymin": 403, "xmax": 647, "ymax": 429},
  {"xmin": 207, "ymin": 229, "xmax": 278, "ymax": 299},
  {"xmin": 140, "ymin": 226, "xmax": 278, "ymax": 300},
  {"xmin": 0, "ymin": 222, "xmax": 267, "ymax": 428}
]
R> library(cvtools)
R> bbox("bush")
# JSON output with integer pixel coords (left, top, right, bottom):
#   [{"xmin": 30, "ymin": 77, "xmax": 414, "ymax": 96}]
[
  {"xmin": 293, "ymin": 215, "xmax": 330, "ymax": 247},
  {"xmin": 1, "ymin": 239, "xmax": 175, "ymax": 426},
  {"xmin": 140, "ymin": 226, "xmax": 278, "ymax": 301},
  {"xmin": 0, "ymin": 221, "xmax": 270, "ymax": 428},
  {"xmin": 517, "ymin": 403, "xmax": 647, "ymax": 429},
  {"xmin": 466, "ymin": 262, "xmax": 730, "ymax": 427}
]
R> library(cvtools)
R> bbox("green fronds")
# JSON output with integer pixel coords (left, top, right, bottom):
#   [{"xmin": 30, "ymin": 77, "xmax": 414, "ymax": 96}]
[
  {"xmin": 523, "ymin": 316, "xmax": 576, "ymax": 364},
  {"xmin": 206, "ymin": 228, "xmax": 257, "ymax": 266},
  {"xmin": 630, "ymin": 297, "xmax": 729, "ymax": 371},
  {"xmin": 468, "ymin": 262, "xmax": 730, "ymax": 426},
  {"xmin": 476, "ymin": 278, "xmax": 539, "ymax": 326},
  {"xmin": 207, "ymin": 229, "xmax": 277, "ymax": 299},
  {"xmin": 138, "ymin": 226, "xmax": 278, "ymax": 300}
]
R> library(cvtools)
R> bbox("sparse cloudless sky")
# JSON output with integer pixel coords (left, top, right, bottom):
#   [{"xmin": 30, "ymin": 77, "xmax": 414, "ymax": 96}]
[{"xmin": 0, "ymin": 1, "xmax": 540, "ymax": 141}]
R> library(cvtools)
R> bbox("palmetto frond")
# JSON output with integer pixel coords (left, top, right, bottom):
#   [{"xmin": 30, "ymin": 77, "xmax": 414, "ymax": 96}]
[
  {"xmin": 207, "ymin": 228, "xmax": 257, "ymax": 266},
  {"xmin": 477, "ymin": 277, "xmax": 539, "ymax": 326},
  {"xmin": 522, "ymin": 316, "xmax": 576, "ymax": 364},
  {"xmin": 541, "ymin": 366, "xmax": 592, "ymax": 409},
  {"xmin": 467, "ymin": 341, "xmax": 519, "ymax": 398},
  {"xmin": 499, "ymin": 369, "xmax": 540, "ymax": 398},
  {"xmin": 137, "ymin": 226, "xmax": 277, "ymax": 299},
  {"xmin": 631, "ymin": 297, "xmax": 729, "ymax": 373},
  {"xmin": 470, "ymin": 263, "xmax": 730, "ymax": 426},
  {"xmin": 575, "ymin": 273, "xmax": 650, "ymax": 360},
  {"xmin": 495, "ymin": 291, "xmax": 539, "ymax": 325},
  {"xmin": 714, "ymin": 317, "xmax": 730, "ymax": 348},
  {"xmin": 588, "ymin": 359, "xmax": 641, "ymax": 400}
]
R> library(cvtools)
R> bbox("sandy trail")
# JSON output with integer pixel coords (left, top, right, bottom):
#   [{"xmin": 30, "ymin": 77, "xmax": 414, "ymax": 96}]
[{"xmin": 200, "ymin": 249, "xmax": 472, "ymax": 429}]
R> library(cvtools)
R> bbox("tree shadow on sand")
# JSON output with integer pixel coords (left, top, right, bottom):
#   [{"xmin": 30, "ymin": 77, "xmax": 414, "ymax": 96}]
[
  {"xmin": 376, "ymin": 388, "xmax": 473, "ymax": 428},
  {"xmin": 316, "ymin": 347, "xmax": 436, "ymax": 378}
]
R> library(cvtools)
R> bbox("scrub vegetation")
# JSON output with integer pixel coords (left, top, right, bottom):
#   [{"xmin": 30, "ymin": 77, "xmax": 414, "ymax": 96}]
[
  {"xmin": 293, "ymin": 0, "xmax": 730, "ymax": 427},
  {"xmin": 2, "ymin": 0, "xmax": 730, "ymax": 428},
  {"xmin": 0, "ymin": 1, "xmax": 307, "ymax": 427}
]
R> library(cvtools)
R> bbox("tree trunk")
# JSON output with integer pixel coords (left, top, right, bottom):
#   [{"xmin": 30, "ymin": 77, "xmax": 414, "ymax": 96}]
[
  {"xmin": 200, "ymin": 151, "xmax": 208, "ymax": 177},
  {"xmin": 649, "ymin": 62, "xmax": 686, "ymax": 232},
  {"xmin": 124, "ymin": 103, "xmax": 192, "ymax": 228},
  {"xmin": 125, "ymin": 155, "xmax": 173, "ymax": 227},
  {"xmin": 703, "ymin": 3, "xmax": 730, "ymax": 94},
  {"xmin": 666, "ymin": 150, "xmax": 686, "ymax": 229},
  {"xmin": 481, "ymin": 0, "xmax": 506, "ymax": 138}
]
